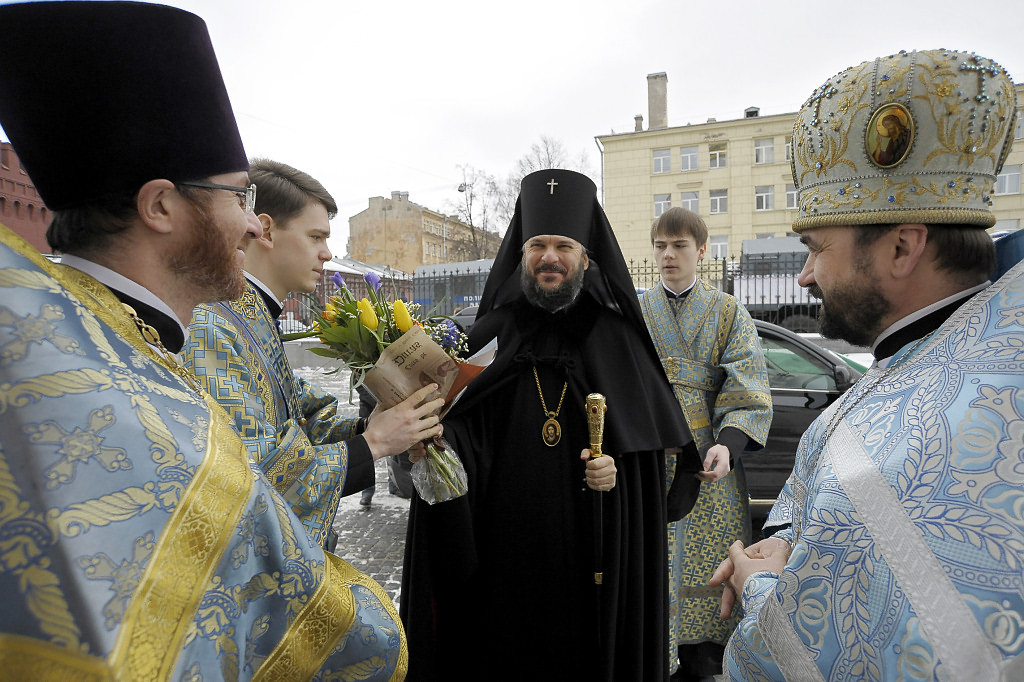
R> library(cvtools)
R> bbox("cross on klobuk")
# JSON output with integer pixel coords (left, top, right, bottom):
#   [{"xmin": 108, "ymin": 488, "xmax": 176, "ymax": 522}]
[
  {"xmin": 547, "ymin": 179, "xmax": 558, "ymax": 194},
  {"xmin": 960, "ymin": 54, "xmax": 999, "ymax": 102},
  {"xmin": 805, "ymin": 83, "xmax": 837, "ymax": 125}
]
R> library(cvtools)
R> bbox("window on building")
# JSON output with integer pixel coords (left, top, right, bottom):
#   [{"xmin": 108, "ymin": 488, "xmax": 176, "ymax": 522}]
[
  {"xmin": 680, "ymin": 191, "xmax": 698, "ymax": 212},
  {"xmin": 995, "ymin": 165, "xmax": 1021, "ymax": 195},
  {"xmin": 754, "ymin": 138, "xmax": 774, "ymax": 164},
  {"xmin": 755, "ymin": 185, "xmax": 774, "ymax": 211},
  {"xmin": 709, "ymin": 235, "xmax": 729, "ymax": 259},
  {"xmin": 785, "ymin": 137, "xmax": 793, "ymax": 161},
  {"xmin": 653, "ymin": 149, "xmax": 671, "ymax": 174},
  {"xmin": 679, "ymin": 146, "xmax": 698, "ymax": 171},
  {"xmin": 756, "ymin": 232, "xmax": 775, "ymax": 239},
  {"xmin": 709, "ymin": 142, "xmax": 727, "ymax": 169},
  {"xmin": 709, "ymin": 189, "xmax": 728, "ymax": 214},
  {"xmin": 786, "ymin": 183, "xmax": 798, "ymax": 209},
  {"xmin": 654, "ymin": 193, "xmax": 671, "ymax": 217},
  {"xmin": 1016, "ymin": 111, "xmax": 1023, "ymax": 139},
  {"xmin": 0, "ymin": 198, "xmax": 5, "ymax": 215}
]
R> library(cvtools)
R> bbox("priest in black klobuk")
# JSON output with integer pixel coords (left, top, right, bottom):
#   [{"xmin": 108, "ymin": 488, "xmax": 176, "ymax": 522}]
[{"xmin": 401, "ymin": 169, "xmax": 702, "ymax": 681}]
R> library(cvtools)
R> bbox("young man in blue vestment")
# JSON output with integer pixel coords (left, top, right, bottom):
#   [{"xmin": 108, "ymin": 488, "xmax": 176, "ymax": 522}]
[
  {"xmin": 640, "ymin": 207, "xmax": 771, "ymax": 680},
  {"xmin": 183, "ymin": 158, "xmax": 441, "ymax": 548},
  {"xmin": 710, "ymin": 49, "xmax": 1024, "ymax": 680},
  {"xmin": 0, "ymin": 3, "xmax": 409, "ymax": 679}
]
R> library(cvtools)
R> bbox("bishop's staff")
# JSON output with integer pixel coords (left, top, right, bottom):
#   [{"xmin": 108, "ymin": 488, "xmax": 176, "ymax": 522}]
[{"xmin": 586, "ymin": 393, "xmax": 607, "ymax": 644}]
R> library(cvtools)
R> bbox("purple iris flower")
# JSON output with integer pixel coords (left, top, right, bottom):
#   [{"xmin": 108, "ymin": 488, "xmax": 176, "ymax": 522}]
[
  {"xmin": 364, "ymin": 271, "xmax": 382, "ymax": 292},
  {"xmin": 440, "ymin": 319, "xmax": 459, "ymax": 349},
  {"xmin": 330, "ymin": 272, "xmax": 345, "ymax": 288}
]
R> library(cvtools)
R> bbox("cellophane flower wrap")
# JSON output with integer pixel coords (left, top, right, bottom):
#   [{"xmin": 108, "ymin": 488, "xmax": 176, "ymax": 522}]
[{"xmin": 308, "ymin": 272, "xmax": 478, "ymax": 504}]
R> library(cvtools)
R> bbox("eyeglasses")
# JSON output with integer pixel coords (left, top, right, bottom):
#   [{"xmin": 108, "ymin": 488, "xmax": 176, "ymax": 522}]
[{"xmin": 177, "ymin": 181, "xmax": 257, "ymax": 213}]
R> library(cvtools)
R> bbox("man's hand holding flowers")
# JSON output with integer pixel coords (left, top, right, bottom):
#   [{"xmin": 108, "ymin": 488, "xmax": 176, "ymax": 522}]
[
  {"xmin": 309, "ymin": 271, "xmax": 472, "ymax": 503},
  {"xmin": 363, "ymin": 383, "xmax": 445, "ymax": 460}
]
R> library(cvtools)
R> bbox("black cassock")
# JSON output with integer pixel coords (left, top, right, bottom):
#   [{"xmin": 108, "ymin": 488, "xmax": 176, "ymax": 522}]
[{"xmin": 401, "ymin": 265, "xmax": 701, "ymax": 682}]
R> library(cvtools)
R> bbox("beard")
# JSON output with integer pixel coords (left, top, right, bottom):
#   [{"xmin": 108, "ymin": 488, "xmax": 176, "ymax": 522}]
[
  {"xmin": 521, "ymin": 260, "xmax": 586, "ymax": 313},
  {"xmin": 167, "ymin": 199, "xmax": 247, "ymax": 303},
  {"xmin": 811, "ymin": 264, "xmax": 891, "ymax": 346}
]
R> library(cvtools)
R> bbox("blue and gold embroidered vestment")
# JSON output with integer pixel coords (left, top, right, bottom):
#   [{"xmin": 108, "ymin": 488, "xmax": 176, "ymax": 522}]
[
  {"xmin": 725, "ymin": 261, "xmax": 1024, "ymax": 680},
  {"xmin": 641, "ymin": 279, "xmax": 772, "ymax": 671},
  {"xmin": 0, "ymin": 226, "xmax": 406, "ymax": 681},
  {"xmin": 184, "ymin": 280, "xmax": 372, "ymax": 546}
]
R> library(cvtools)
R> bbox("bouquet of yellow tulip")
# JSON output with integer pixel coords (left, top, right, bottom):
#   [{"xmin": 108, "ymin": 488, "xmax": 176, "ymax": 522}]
[
  {"xmin": 307, "ymin": 272, "xmax": 473, "ymax": 504},
  {"xmin": 311, "ymin": 271, "xmax": 468, "ymax": 386}
]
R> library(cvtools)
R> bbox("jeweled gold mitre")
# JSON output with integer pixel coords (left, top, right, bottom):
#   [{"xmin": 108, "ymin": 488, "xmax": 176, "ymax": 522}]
[{"xmin": 791, "ymin": 49, "xmax": 1017, "ymax": 232}]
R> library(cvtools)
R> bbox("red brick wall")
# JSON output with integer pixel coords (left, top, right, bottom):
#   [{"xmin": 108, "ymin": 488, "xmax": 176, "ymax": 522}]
[{"xmin": 0, "ymin": 142, "xmax": 51, "ymax": 253}]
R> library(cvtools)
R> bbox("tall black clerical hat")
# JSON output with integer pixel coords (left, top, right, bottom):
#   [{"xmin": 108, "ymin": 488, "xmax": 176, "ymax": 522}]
[
  {"xmin": 477, "ymin": 169, "xmax": 645, "ymax": 332},
  {"xmin": 518, "ymin": 169, "xmax": 597, "ymax": 246},
  {"xmin": 0, "ymin": 1, "xmax": 248, "ymax": 210}
]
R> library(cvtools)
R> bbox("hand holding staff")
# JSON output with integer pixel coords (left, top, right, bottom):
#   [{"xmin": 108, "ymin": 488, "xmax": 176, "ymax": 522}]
[
  {"xmin": 583, "ymin": 394, "xmax": 615, "ymax": 490},
  {"xmin": 585, "ymin": 393, "xmax": 609, "ymax": 648},
  {"xmin": 586, "ymin": 393, "xmax": 607, "ymax": 457},
  {"xmin": 585, "ymin": 393, "xmax": 608, "ymax": 592}
]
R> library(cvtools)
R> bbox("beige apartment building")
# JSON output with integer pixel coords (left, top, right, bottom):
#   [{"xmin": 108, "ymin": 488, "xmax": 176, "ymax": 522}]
[
  {"xmin": 597, "ymin": 75, "xmax": 1024, "ymax": 267},
  {"xmin": 348, "ymin": 191, "xmax": 501, "ymax": 276}
]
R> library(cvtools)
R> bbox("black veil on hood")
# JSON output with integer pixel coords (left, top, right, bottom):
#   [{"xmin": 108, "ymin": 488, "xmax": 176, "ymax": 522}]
[{"xmin": 476, "ymin": 169, "xmax": 647, "ymax": 338}]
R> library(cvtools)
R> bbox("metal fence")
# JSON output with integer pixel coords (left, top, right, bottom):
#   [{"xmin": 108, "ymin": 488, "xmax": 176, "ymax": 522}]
[
  {"xmin": 291, "ymin": 251, "xmax": 820, "ymax": 332},
  {"xmin": 626, "ymin": 257, "xmax": 732, "ymax": 292},
  {"xmin": 626, "ymin": 252, "xmax": 819, "ymax": 331},
  {"xmin": 411, "ymin": 265, "xmax": 492, "ymax": 317},
  {"xmin": 281, "ymin": 271, "xmax": 413, "ymax": 331}
]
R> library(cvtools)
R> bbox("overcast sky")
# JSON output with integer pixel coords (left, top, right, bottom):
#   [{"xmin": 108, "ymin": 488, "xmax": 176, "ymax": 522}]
[{"xmin": 2, "ymin": 0, "xmax": 1022, "ymax": 257}]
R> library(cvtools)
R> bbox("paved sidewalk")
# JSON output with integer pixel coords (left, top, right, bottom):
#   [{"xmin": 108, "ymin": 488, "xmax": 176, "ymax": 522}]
[
  {"xmin": 332, "ymin": 462, "xmax": 411, "ymax": 607},
  {"xmin": 293, "ymin": 364, "xmax": 411, "ymax": 608}
]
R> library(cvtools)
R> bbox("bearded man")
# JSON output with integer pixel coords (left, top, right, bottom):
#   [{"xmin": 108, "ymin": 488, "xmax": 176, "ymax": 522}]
[
  {"xmin": 710, "ymin": 49, "xmax": 1024, "ymax": 680},
  {"xmin": 183, "ymin": 159, "xmax": 441, "ymax": 548},
  {"xmin": 0, "ymin": 3, "xmax": 407, "ymax": 679},
  {"xmin": 400, "ymin": 169, "xmax": 702, "ymax": 681}
]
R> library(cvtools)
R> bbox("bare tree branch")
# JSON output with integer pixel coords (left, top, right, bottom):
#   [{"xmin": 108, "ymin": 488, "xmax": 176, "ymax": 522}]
[{"xmin": 453, "ymin": 135, "xmax": 597, "ymax": 238}]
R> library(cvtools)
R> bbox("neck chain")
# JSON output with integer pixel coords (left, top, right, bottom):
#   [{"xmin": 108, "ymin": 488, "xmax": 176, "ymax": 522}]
[
  {"xmin": 821, "ymin": 335, "xmax": 928, "ymax": 445},
  {"xmin": 533, "ymin": 366, "xmax": 568, "ymax": 447},
  {"xmin": 121, "ymin": 303, "xmax": 203, "ymax": 395}
]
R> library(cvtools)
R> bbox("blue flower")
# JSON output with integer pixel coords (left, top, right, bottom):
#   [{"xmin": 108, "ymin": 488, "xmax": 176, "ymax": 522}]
[
  {"xmin": 440, "ymin": 319, "xmax": 459, "ymax": 349},
  {"xmin": 364, "ymin": 271, "xmax": 382, "ymax": 292},
  {"xmin": 330, "ymin": 272, "xmax": 345, "ymax": 288}
]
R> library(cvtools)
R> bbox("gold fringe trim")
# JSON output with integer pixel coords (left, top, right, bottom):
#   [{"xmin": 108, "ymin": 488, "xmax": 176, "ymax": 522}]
[{"xmin": 792, "ymin": 207, "xmax": 995, "ymax": 232}]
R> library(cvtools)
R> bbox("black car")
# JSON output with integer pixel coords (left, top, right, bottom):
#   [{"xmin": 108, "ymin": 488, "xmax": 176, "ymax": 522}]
[
  {"xmin": 747, "ymin": 319, "xmax": 862, "ymax": 534},
  {"xmin": 450, "ymin": 305, "xmax": 479, "ymax": 335}
]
